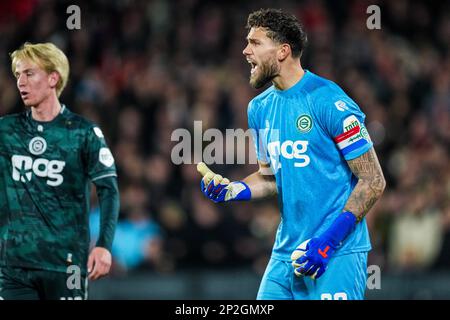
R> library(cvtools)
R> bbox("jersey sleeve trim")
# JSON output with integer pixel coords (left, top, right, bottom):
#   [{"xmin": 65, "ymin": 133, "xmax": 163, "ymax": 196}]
[
  {"xmin": 91, "ymin": 173, "xmax": 118, "ymax": 182},
  {"xmin": 342, "ymin": 141, "xmax": 373, "ymax": 160}
]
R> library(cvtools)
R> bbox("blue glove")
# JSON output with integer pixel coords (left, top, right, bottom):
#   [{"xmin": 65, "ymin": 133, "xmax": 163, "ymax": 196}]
[
  {"xmin": 293, "ymin": 211, "xmax": 357, "ymax": 279},
  {"xmin": 197, "ymin": 162, "xmax": 251, "ymax": 203}
]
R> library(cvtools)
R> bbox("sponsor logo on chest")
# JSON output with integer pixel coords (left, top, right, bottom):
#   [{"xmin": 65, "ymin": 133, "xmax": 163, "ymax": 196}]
[
  {"xmin": 265, "ymin": 115, "xmax": 314, "ymax": 172},
  {"xmin": 11, "ymin": 136, "xmax": 66, "ymax": 187}
]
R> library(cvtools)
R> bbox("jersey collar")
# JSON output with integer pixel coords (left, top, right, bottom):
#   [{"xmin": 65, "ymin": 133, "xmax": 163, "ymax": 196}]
[
  {"xmin": 273, "ymin": 69, "xmax": 311, "ymax": 97},
  {"xmin": 26, "ymin": 104, "xmax": 69, "ymax": 132}
]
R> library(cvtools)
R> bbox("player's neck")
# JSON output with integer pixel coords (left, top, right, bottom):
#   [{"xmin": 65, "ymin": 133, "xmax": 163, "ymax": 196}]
[
  {"xmin": 273, "ymin": 63, "xmax": 305, "ymax": 91},
  {"xmin": 31, "ymin": 94, "xmax": 62, "ymax": 122}
]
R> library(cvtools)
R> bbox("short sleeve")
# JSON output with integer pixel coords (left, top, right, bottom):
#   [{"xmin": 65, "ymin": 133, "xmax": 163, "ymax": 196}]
[
  {"xmin": 248, "ymin": 100, "xmax": 269, "ymax": 164},
  {"xmin": 318, "ymin": 93, "xmax": 373, "ymax": 160},
  {"xmin": 83, "ymin": 126, "xmax": 117, "ymax": 181}
]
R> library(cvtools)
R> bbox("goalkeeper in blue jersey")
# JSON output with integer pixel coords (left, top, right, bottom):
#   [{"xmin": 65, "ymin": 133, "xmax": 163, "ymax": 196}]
[{"xmin": 197, "ymin": 9, "xmax": 385, "ymax": 300}]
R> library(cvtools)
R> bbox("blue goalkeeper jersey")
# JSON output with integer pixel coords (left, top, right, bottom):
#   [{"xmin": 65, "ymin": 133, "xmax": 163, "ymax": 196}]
[{"xmin": 248, "ymin": 70, "xmax": 373, "ymax": 261}]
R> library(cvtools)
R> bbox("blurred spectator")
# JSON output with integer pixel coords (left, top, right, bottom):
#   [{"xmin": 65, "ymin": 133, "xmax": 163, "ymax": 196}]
[
  {"xmin": 387, "ymin": 189, "xmax": 443, "ymax": 272},
  {"xmin": 89, "ymin": 182, "xmax": 163, "ymax": 273},
  {"xmin": 90, "ymin": 205, "xmax": 162, "ymax": 273}
]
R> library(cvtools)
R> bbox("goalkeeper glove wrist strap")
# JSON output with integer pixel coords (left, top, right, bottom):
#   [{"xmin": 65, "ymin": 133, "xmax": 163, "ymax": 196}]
[
  {"xmin": 322, "ymin": 211, "xmax": 357, "ymax": 248},
  {"xmin": 228, "ymin": 181, "xmax": 252, "ymax": 201}
]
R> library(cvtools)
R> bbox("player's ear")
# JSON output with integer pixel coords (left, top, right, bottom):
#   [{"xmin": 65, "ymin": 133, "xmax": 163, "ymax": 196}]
[
  {"xmin": 277, "ymin": 43, "xmax": 291, "ymax": 61},
  {"xmin": 48, "ymin": 71, "xmax": 60, "ymax": 89}
]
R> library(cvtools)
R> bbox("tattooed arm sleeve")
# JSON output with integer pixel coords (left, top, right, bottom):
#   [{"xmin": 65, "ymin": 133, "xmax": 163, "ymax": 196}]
[{"xmin": 344, "ymin": 147, "xmax": 386, "ymax": 221}]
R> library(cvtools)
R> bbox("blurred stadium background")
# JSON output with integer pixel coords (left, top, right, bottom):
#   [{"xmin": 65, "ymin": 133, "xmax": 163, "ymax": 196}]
[{"xmin": 0, "ymin": 0, "xmax": 449, "ymax": 299}]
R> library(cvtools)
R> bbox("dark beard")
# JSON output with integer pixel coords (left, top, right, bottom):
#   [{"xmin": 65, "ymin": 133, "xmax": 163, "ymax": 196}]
[{"xmin": 250, "ymin": 58, "xmax": 279, "ymax": 89}]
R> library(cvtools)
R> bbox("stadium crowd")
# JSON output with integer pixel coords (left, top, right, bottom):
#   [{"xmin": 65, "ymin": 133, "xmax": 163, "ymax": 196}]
[{"xmin": 0, "ymin": 0, "xmax": 449, "ymax": 277}]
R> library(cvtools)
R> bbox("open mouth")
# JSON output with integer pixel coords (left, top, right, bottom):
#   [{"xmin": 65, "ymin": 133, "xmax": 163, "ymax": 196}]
[
  {"xmin": 20, "ymin": 91, "xmax": 29, "ymax": 99},
  {"xmin": 247, "ymin": 60, "xmax": 258, "ymax": 75}
]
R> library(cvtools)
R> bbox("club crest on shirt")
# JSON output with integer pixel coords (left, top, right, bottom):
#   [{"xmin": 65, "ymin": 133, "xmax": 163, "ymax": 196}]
[
  {"xmin": 29, "ymin": 136, "xmax": 47, "ymax": 155},
  {"xmin": 360, "ymin": 125, "xmax": 371, "ymax": 142},
  {"xmin": 296, "ymin": 114, "xmax": 313, "ymax": 133}
]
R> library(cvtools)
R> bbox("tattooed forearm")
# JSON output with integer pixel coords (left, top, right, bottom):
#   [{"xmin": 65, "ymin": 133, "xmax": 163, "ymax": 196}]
[{"xmin": 344, "ymin": 148, "xmax": 386, "ymax": 221}]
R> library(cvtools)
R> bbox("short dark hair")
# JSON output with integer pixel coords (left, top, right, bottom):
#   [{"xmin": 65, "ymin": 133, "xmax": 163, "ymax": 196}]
[{"xmin": 246, "ymin": 8, "xmax": 307, "ymax": 58}]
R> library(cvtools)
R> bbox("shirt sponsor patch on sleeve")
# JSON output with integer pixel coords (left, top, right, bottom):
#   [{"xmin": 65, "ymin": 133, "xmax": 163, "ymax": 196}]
[
  {"xmin": 93, "ymin": 127, "xmax": 104, "ymax": 138},
  {"xmin": 99, "ymin": 148, "xmax": 115, "ymax": 167},
  {"xmin": 334, "ymin": 116, "xmax": 369, "ymax": 156}
]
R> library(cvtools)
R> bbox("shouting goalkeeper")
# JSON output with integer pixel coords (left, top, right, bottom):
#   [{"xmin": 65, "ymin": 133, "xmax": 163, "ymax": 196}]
[
  {"xmin": 198, "ymin": 9, "xmax": 385, "ymax": 300},
  {"xmin": 0, "ymin": 42, "xmax": 119, "ymax": 300}
]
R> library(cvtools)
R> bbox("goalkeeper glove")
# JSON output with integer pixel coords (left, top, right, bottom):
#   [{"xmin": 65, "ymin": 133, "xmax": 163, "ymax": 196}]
[
  {"xmin": 292, "ymin": 211, "xmax": 357, "ymax": 279},
  {"xmin": 197, "ymin": 162, "xmax": 251, "ymax": 203}
]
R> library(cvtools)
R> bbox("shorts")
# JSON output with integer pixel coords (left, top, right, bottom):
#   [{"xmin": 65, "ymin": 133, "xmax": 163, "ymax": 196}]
[
  {"xmin": 257, "ymin": 251, "xmax": 368, "ymax": 300},
  {"xmin": 0, "ymin": 266, "xmax": 88, "ymax": 300}
]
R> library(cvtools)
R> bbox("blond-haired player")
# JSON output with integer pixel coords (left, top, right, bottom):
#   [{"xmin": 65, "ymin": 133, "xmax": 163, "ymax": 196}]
[{"xmin": 0, "ymin": 42, "xmax": 119, "ymax": 300}]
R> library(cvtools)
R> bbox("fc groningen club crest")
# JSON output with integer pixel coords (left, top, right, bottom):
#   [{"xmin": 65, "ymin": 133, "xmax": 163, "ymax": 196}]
[
  {"xmin": 296, "ymin": 115, "xmax": 313, "ymax": 133},
  {"xmin": 29, "ymin": 136, "xmax": 47, "ymax": 155}
]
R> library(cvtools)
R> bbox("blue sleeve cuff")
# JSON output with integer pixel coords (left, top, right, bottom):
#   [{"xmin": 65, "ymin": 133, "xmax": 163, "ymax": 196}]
[{"xmin": 343, "ymin": 141, "xmax": 373, "ymax": 160}]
